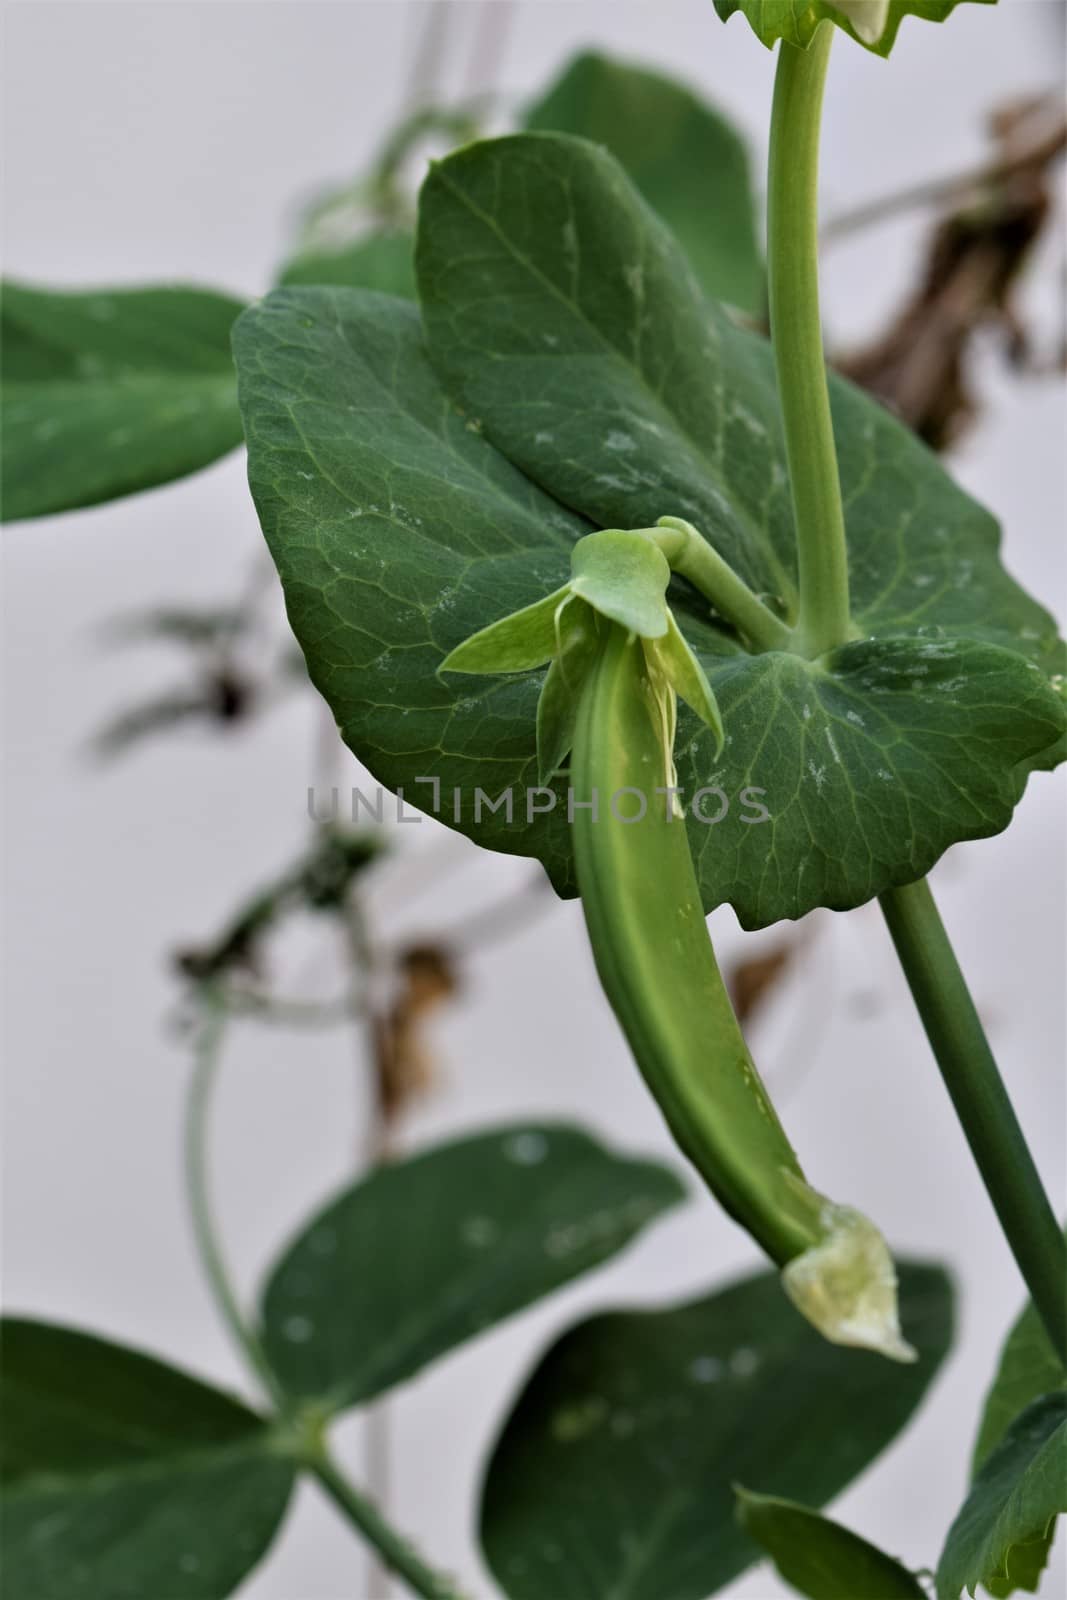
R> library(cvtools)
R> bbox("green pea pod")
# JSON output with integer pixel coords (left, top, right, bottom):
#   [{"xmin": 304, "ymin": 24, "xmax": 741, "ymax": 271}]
[{"xmin": 443, "ymin": 527, "xmax": 914, "ymax": 1361}]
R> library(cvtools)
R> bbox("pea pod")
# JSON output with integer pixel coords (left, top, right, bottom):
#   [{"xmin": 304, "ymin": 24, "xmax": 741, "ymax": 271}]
[{"xmin": 443, "ymin": 528, "xmax": 914, "ymax": 1361}]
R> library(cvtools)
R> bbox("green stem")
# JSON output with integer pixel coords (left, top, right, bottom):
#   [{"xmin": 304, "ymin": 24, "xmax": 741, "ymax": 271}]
[
  {"xmin": 653, "ymin": 517, "xmax": 793, "ymax": 653},
  {"xmin": 183, "ymin": 984, "xmax": 469, "ymax": 1599},
  {"xmin": 767, "ymin": 25, "xmax": 852, "ymax": 658},
  {"xmin": 184, "ymin": 987, "xmax": 286, "ymax": 1405},
  {"xmin": 307, "ymin": 1444, "xmax": 470, "ymax": 1600},
  {"xmin": 763, "ymin": 16, "xmax": 1066, "ymax": 1365},
  {"xmin": 880, "ymin": 881, "xmax": 1067, "ymax": 1363}
]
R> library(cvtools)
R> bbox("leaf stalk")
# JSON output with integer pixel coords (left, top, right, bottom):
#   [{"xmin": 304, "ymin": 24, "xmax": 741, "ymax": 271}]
[
  {"xmin": 305, "ymin": 1444, "xmax": 471, "ymax": 1600},
  {"xmin": 183, "ymin": 983, "xmax": 470, "ymax": 1600},
  {"xmin": 184, "ymin": 987, "xmax": 286, "ymax": 1406},
  {"xmin": 652, "ymin": 516, "xmax": 794, "ymax": 653}
]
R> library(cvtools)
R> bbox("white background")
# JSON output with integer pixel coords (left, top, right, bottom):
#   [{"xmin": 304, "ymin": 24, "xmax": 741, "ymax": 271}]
[{"xmin": 3, "ymin": 2, "xmax": 1065, "ymax": 1597}]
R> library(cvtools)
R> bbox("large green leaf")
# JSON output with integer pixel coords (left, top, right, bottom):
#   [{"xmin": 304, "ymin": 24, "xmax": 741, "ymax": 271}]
[
  {"xmin": 0, "ymin": 1319, "xmax": 294, "ymax": 1599},
  {"xmin": 937, "ymin": 1392, "xmax": 1067, "ymax": 1600},
  {"xmin": 413, "ymin": 133, "xmax": 1063, "ymax": 924},
  {"xmin": 234, "ymin": 286, "xmax": 588, "ymax": 887},
  {"xmin": 480, "ymin": 1262, "xmax": 952, "ymax": 1600},
  {"xmin": 523, "ymin": 52, "xmax": 764, "ymax": 316},
  {"xmin": 259, "ymin": 1123, "xmax": 684, "ymax": 1411},
  {"xmin": 276, "ymin": 229, "xmax": 416, "ymax": 297},
  {"xmin": 234, "ymin": 284, "xmax": 1063, "ymax": 930},
  {"xmin": 234, "ymin": 134, "xmax": 1063, "ymax": 927},
  {"xmin": 712, "ymin": 1, "xmax": 996, "ymax": 57},
  {"xmin": 734, "ymin": 1489, "xmax": 927, "ymax": 1598},
  {"xmin": 2, "ymin": 281, "xmax": 245, "ymax": 521}
]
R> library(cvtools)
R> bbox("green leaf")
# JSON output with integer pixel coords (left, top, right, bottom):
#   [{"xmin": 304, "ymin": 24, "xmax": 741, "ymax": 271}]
[
  {"xmin": 258, "ymin": 1122, "xmax": 685, "ymax": 1411},
  {"xmin": 0, "ymin": 1319, "xmax": 294, "ymax": 1600},
  {"xmin": 937, "ymin": 1392, "xmax": 1067, "ymax": 1600},
  {"xmin": 234, "ymin": 285, "xmax": 589, "ymax": 886},
  {"xmin": 480, "ymin": 1262, "xmax": 952, "ymax": 1600},
  {"xmin": 234, "ymin": 137, "xmax": 1063, "ymax": 927},
  {"xmin": 1, "ymin": 281, "xmax": 246, "ymax": 521},
  {"xmin": 523, "ymin": 51, "xmax": 764, "ymax": 315},
  {"xmin": 712, "ymin": 0, "xmax": 996, "ymax": 58},
  {"xmin": 968, "ymin": 1300, "xmax": 1064, "ymax": 1597},
  {"xmin": 975, "ymin": 1302, "xmax": 1065, "ymax": 1471},
  {"xmin": 734, "ymin": 1489, "xmax": 927, "ymax": 1598},
  {"xmin": 276, "ymin": 229, "xmax": 416, "ymax": 296},
  {"xmin": 235, "ymin": 296, "xmax": 1065, "ymax": 933},
  {"xmin": 412, "ymin": 133, "xmax": 1064, "ymax": 926}
]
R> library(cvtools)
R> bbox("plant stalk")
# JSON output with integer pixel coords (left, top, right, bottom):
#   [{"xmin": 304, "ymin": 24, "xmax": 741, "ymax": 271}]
[
  {"xmin": 184, "ymin": 988, "xmax": 287, "ymax": 1406},
  {"xmin": 762, "ymin": 26, "xmax": 1065, "ymax": 1362},
  {"xmin": 183, "ymin": 984, "xmax": 469, "ymax": 1599},
  {"xmin": 653, "ymin": 517, "xmax": 793, "ymax": 653},
  {"xmin": 767, "ymin": 24, "xmax": 852, "ymax": 657},
  {"xmin": 880, "ymin": 881, "xmax": 1067, "ymax": 1363},
  {"xmin": 307, "ymin": 1444, "xmax": 470, "ymax": 1600}
]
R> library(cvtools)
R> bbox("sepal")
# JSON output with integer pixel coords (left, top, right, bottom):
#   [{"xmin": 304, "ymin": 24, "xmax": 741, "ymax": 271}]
[
  {"xmin": 439, "ymin": 584, "xmax": 570, "ymax": 675},
  {"xmin": 712, "ymin": 0, "xmax": 995, "ymax": 58}
]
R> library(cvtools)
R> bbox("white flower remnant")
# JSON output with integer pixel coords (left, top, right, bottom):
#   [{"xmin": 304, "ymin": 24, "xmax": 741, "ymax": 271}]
[
  {"xmin": 782, "ymin": 1201, "xmax": 917, "ymax": 1362},
  {"xmin": 834, "ymin": 0, "xmax": 891, "ymax": 44}
]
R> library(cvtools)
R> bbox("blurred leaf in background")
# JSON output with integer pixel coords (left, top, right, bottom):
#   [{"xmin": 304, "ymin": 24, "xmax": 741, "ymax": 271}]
[
  {"xmin": 1, "ymin": 282, "xmax": 246, "ymax": 521},
  {"xmin": 259, "ymin": 1123, "xmax": 686, "ymax": 1409},
  {"xmin": 481, "ymin": 1263, "xmax": 953, "ymax": 1600},
  {"xmin": 0, "ymin": 1320, "xmax": 294, "ymax": 1600},
  {"xmin": 734, "ymin": 1489, "xmax": 927, "ymax": 1598},
  {"xmin": 524, "ymin": 52, "xmax": 764, "ymax": 316}
]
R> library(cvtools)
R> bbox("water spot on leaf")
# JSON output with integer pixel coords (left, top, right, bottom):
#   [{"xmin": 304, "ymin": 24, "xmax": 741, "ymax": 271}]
[
  {"xmin": 461, "ymin": 1215, "xmax": 498, "ymax": 1248},
  {"xmin": 729, "ymin": 1346, "xmax": 760, "ymax": 1377},
  {"xmin": 688, "ymin": 1355, "xmax": 723, "ymax": 1384},
  {"xmin": 551, "ymin": 1396, "xmax": 608, "ymax": 1441},
  {"xmin": 282, "ymin": 1315, "xmax": 315, "ymax": 1343},
  {"xmin": 504, "ymin": 1131, "xmax": 548, "ymax": 1165}
]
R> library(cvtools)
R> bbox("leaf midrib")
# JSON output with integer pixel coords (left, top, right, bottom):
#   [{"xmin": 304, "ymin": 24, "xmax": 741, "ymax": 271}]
[{"xmin": 3, "ymin": 1433, "xmax": 283, "ymax": 1500}]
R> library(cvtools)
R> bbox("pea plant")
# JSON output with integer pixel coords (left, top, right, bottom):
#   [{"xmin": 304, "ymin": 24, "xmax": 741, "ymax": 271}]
[{"xmin": 3, "ymin": 4, "xmax": 1065, "ymax": 1599}]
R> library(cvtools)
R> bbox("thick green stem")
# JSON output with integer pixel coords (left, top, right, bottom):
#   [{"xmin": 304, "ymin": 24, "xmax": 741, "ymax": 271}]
[
  {"xmin": 767, "ymin": 25, "xmax": 852, "ymax": 657},
  {"xmin": 183, "ymin": 985, "xmax": 469, "ymax": 1600},
  {"xmin": 653, "ymin": 517, "xmax": 793, "ymax": 653},
  {"xmin": 763, "ymin": 18, "xmax": 1066, "ymax": 1365},
  {"xmin": 880, "ymin": 881, "xmax": 1067, "ymax": 1363}
]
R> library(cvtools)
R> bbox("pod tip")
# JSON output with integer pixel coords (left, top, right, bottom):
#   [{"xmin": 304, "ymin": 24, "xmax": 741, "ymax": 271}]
[{"xmin": 781, "ymin": 1203, "xmax": 917, "ymax": 1364}]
